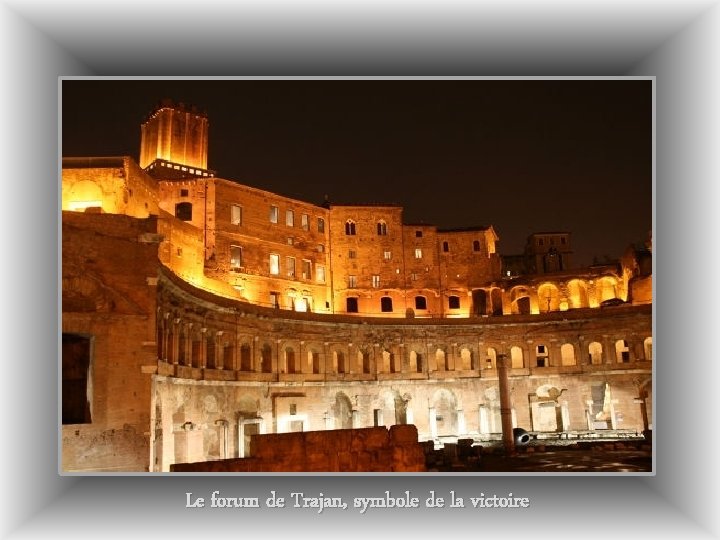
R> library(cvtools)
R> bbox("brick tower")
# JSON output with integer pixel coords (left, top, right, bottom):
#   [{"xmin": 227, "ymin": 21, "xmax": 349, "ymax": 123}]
[{"xmin": 139, "ymin": 99, "xmax": 212, "ymax": 178}]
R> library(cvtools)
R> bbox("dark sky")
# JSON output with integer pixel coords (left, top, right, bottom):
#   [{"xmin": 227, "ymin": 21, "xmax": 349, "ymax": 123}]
[{"xmin": 61, "ymin": 79, "xmax": 652, "ymax": 266}]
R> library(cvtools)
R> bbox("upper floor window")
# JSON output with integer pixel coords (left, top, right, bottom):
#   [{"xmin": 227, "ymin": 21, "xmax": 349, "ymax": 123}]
[
  {"xmin": 377, "ymin": 221, "xmax": 388, "ymax": 236},
  {"xmin": 383, "ymin": 251, "xmax": 392, "ymax": 260},
  {"xmin": 286, "ymin": 209, "xmax": 294, "ymax": 227},
  {"xmin": 231, "ymin": 204, "xmax": 242, "ymax": 225},
  {"xmin": 316, "ymin": 265, "xmax": 326, "ymax": 283},
  {"xmin": 442, "ymin": 241, "xmax": 449, "ymax": 252},
  {"xmin": 371, "ymin": 275, "xmax": 380, "ymax": 288},
  {"xmin": 230, "ymin": 245, "xmax": 243, "ymax": 268},
  {"xmin": 317, "ymin": 217, "xmax": 325, "ymax": 233},
  {"xmin": 286, "ymin": 256, "xmax": 296, "ymax": 278},
  {"xmin": 180, "ymin": 188, "xmax": 189, "ymax": 197},
  {"xmin": 269, "ymin": 205, "xmax": 279, "ymax": 223},
  {"xmin": 415, "ymin": 230, "xmax": 423, "ymax": 238},
  {"xmin": 415, "ymin": 248, "xmax": 423, "ymax": 259},
  {"xmin": 345, "ymin": 220, "xmax": 356, "ymax": 235},
  {"xmin": 348, "ymin": 275, "xmax": 357, "ymax": 288},
  {"xmin": 302, "ymin": 259, "xmax": 312, "ymax": 280},
  {"xmin": 301, "ymin": 213, "xmax": 309, "ymax": 230},
  {"xmin": 473, "ymin": 240, "xmax": 481, "ymax": 252},
  {"xmin": 348, "ymin": 250, "xmax": 357, "ymax": 259},
  {"xmin": 175, "ymin": 202, "xmax": 193, "ymax": 221},
  {"xmin": 269, "ymin": 254, "xmax": 280, "ymax": 275}
]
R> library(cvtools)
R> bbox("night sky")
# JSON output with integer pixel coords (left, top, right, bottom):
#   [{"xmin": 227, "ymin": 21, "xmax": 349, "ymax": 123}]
[{"xmin": 61, "ymin": 79, "xmax": 652, "ymax": 266}]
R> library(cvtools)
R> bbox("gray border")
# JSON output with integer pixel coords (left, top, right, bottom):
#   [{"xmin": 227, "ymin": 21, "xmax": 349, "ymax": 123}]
[{"xmin": 5, "ymin": 1, "xmax": 718, "ymax": 537}]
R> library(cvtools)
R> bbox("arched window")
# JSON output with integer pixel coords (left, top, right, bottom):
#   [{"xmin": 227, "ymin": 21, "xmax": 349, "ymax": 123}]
[
  {"xmin": 589, "ymin": 342, "xmax": 603, "ymax": 364},
  {"xmin": 644, "ymin": 337, "xmax": 653, "ymax": 361},
  {"xmin": 486, "ymin": 347, "xmax": 497, "ymax": 369},
  {"xmin": 473, "ymin": 240, "xmax": 481, "ymax": 252},
  {"xmin": 615, "ymin": 339, "xmax": 630, "ymax": 363},
  {"xmin": 345, "ymin": 220, "xmax": 356, "ymax": 235},
  {"xmin": 376, "ymin": 220, "xmax": 387, "ymax": 235},
  {"xmin": 285, "ymin": 347, "xmax": 296, "ymax": 373},
  {"xmin": 380, "ymin": 296, "xmax": 393, "ymax": 313},
  {"xmin": 415, "ymin": 296, "xmax": 427, "ymax": 310},
  {"xmin": 460, "ymin": 347, "xmax": 473, "ymax": 370},
  {"xmin": 435, "ymin": 348, "xmax": 448, "ymax": 371},
  {"xmin": 510, "ymin": 346, "xmax": 524, "ymax": 368},
  {"xmin": 175, "ymin": 202, "xmax": 193, "ymax": 221},
  {"xmin": 240, "ymin": 344, "xmax": 252, "ymax": 371},
  {"xmin": 535, "ymin": 344, "xmax": 549, "ymax": 367},
  {"xmin": 560, "ymin": 343, "xmax": 576, "ymax": 366},
  {"xmin": 261, "ymin": 344, "xmax": 272, "ymax": 373}
]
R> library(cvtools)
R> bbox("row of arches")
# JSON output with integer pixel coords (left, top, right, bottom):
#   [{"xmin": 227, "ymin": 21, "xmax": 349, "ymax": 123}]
[
  {"xmin": 156, "ymin": 316, "xmax": 652, "ymax": 376},
  {"xmin": 472, "ymin": 275, "xmax": 624, "ymax": 316}
]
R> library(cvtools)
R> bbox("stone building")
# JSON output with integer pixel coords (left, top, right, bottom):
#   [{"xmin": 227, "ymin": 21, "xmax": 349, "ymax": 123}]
[{"xmin": 61, "ymin": 100, "xmax": 653, "ymax": 472}]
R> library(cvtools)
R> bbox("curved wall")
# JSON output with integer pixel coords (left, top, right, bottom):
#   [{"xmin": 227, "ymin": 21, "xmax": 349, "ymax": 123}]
[{"xmin": 152, "ymin": 266, "xmax": 652, "ymax": 471}]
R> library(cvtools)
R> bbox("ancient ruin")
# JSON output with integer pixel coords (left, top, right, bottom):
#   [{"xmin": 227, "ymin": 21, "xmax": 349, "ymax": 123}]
[{"xmin": 61, "ymin": 100, "xmax": 652, "ymax": 472}]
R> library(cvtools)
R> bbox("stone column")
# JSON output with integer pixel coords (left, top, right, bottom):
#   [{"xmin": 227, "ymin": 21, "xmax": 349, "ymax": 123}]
[{"xmin": 497, "ymin": 354, "xmax": 516, "ymax": 455}]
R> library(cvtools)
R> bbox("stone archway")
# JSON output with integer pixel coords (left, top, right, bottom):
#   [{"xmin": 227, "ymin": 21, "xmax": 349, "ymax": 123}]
[{"xmin": 332, "ymin": 392, "xmax": 353, "ymax": 429}]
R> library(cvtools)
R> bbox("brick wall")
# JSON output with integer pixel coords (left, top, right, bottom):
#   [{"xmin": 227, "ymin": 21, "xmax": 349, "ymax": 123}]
[{"xmin": 170, "ymin": 425, "xmax": 426, "ymax": 472}]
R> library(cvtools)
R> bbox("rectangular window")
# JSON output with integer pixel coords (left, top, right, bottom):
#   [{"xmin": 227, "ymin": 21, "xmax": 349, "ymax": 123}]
[
  {"xmin": 286, "ymin": 209, "xmax": 294, "ymax": 226},
  {"xmin": 287, "ymin": 256, "xmax": 296, "ymax": 278},
  {"xmin": 270, "ymin": 205, "xmax": 279, "ymax": 223},
  {"xmin": 372, "ymin": 275, "xmax": 380, "ymax": 288},
  {"xmin": 302, "ymin": 260, "xmax": 312, "ymax": 280},
  {"xmin": 348, "ymin": 275, "xmax": 357, "ymax": 288},
  {"xmin": 269, "ymin": 254, "xmax": 280, "ymax": 275},
  {"xmin": 301, "ymin": 213, "xmax": 309, "ymax": 230},
  {"xmin": 231, "ymin": 204, "xmax": 242, "ymax": 225},
  {"xmin": 415, "ymin": 230, "xmax": 423, "ymax": 237},
  {"xmin": 316, "ymin": 265, "xmax": 326, "ymax": 283},
  {"xmin": 415, "ymin": 248, "xmax": 423, "ymax": 259},
  {"xmin": 348, "ymin": 250, "xmax": 356, "ymax": 259},
  {"xmin": 317, "ymin": 244, "xmax": 325, "ymax": 253},
  {"xmin": 448, "ymin": 295, "xmax": 461, "ymax": 309},
  {"xmin": 346, "ymin": 297, "xmax": 359, "ymax": 313},
  {"xmin": 287, "ymin": 237, "xmax": 294, "ymax": 245},
  {"xmin": 383, "ymin": 251, "xmax": 392, "ymax": 260},
  {"xmin": 180, "ymin": 188, "xmax": 189, "ymax": 197},
  {"xmin": 317, "ymin": 217, "xmax": 325, "ymax": 233},
  {"xmin": 62, "ymin": 333, "xmax": 92, "ymax": 424},
  {"xmin": 270, "ymin": 291, "xmax": 280, "ymax": 308},
  {"xmin": 230, "ymin": 245, "xmax": 243, "ymax": 268},
  {"xmin": 411, "ymin": 273, "xmax": 418, "ymax": 281}
]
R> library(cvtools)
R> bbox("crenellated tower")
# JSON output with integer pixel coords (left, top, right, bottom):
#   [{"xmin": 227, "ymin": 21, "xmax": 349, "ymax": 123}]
[{"xmin": 140, "ymin": 99, "xmax": 214, "ymax": 179}]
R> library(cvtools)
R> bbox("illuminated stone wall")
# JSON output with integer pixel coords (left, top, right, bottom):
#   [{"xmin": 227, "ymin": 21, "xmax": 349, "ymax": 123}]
[
  {"xmin": 61, "ymin": 212, "xmax": 159, "ymax": 472},
  {"xmin": 61, "ymin": 157, "xmax": 159, "ymax": 217},
  {"xmin": 151, "ymin": 268, "xmax": 652, "ymax": 472}
]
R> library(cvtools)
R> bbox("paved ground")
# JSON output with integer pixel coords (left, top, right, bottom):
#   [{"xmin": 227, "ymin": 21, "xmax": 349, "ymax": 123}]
[
  {"xmin": 476, "ymin": 449, "xmax": 652, "ymax": 473},
  {"xmin": 426, "ymin": 440, "xmax": 653, "ymax": 473}
]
